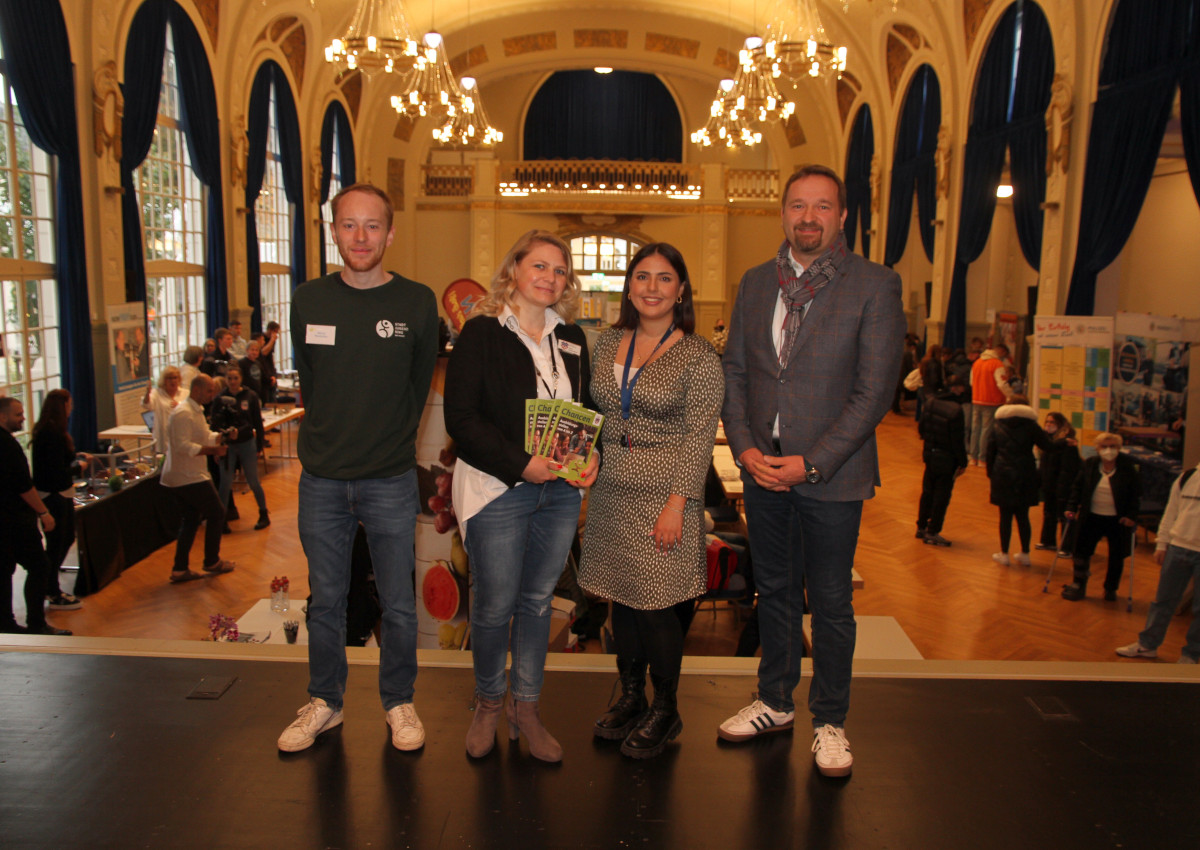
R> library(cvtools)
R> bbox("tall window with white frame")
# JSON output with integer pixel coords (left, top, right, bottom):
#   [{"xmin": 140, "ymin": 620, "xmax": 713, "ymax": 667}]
[
  {"xmin": 257, "ymin": 86, "xmax": 293, "ymax": 370},
  {"xmin": 0, "ymin": 46, "xmax": 61, "ymax": 442},
  {"xmin": 321, "ymin": 127, "xmax": 345, "ymax": 274},
  {"xmin": 570, "ymin": 233, "xmax": 642, "ymax": 292},
  {"xmin": 137, "ymin": 26, "xmax": 206, "ymax": 373}
]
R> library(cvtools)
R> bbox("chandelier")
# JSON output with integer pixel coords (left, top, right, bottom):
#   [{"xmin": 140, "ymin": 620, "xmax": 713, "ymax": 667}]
[
  {"xmin": 763, "ymin": 0, "xmax": 849, "ymax": 81},
  {"xmin": 324, "ymin": 0, "xmax": 418, "ymax": 77},
  {"xmin": 432, "ymin": 76, "xmax": 504, "ymax": 146},
  {"xmin": 391, "ymin": 31, "xmax": 458, "ymax": 119},
  {"xmin": 690, "ymin": 79, "xmax": 763, "ymax": 148},
  {"xmin": 733, "ymin": 36, "xmax": 796, "ymax": 123}
]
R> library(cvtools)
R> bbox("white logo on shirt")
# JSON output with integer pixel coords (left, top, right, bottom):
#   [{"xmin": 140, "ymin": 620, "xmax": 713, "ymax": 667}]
[{"xmin": 376, "ymin": 320, "xmax": 394, "ymax": 338}]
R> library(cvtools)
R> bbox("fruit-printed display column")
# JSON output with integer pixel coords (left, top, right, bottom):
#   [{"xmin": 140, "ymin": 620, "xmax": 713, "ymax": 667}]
[{"xmin": 414, "ymin": 357, "xmax": 470, "ymax": 649}]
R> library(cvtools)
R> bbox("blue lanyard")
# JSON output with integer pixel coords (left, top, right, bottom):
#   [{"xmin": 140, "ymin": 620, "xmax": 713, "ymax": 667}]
[{"xmin": 620, "ymin": 325, "xmax": 675, "ymax": 421}]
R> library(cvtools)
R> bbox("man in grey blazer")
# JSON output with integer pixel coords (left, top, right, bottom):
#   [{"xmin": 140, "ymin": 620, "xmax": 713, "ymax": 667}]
[{"xmin": 718, "ymin": 165, "xmax": 905, "ymax": 777}]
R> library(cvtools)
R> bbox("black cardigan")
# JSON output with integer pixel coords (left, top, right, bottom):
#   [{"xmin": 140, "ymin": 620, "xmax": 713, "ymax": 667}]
[
  {"xmin": 1065, "ymin": 453, "xmax": 1141, "ymax": 524},
  {"xmin": 444, "ymin": 314, "xmax": 592, "ymax": 487}
]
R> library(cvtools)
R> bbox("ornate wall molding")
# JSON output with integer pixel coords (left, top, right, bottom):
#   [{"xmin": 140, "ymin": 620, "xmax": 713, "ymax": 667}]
[
  {"xmin": 574, "ymin": 29, "xmax": 627, "ymax": 49},
  {"xmin": 92, "ymin": 61, "xmax": 123, "ymax": 160},
  {"xmin": 503, "ymin": 32, "xmax": 557, "ymax": 57},
  {"xmin": 645, "ymin": 33, "xmax": 699, "ymax": 59}
]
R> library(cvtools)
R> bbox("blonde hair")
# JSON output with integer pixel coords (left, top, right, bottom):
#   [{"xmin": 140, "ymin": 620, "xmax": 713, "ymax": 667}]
[
  {"xmin": 1094, "ymin": 431, "xmax": 1123, "ymax": 447},
  {"xmin": 157, "ymin": 365, "xmax": 181, "ymax": 389},
  {"xmin": 477, "ymin": 229, "xmax": 580, "ymax": 321}
]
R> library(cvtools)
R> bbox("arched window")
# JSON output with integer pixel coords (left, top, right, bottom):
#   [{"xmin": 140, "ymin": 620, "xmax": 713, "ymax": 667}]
[
  {"xmin": 569, "ymin": 233, "xmax": 643, "ymax": 291},
  {"xmin": 137, "ymin": 25, "xmax": 206, "ymax": 369},
  {"xmin": 319, "ymin": 101, "xmax": 356, "ymax": 276},
  {"xmin": 885, "ymin": 64, "xmax": 940, "ymax": 268},
  {"xmin": 0, "ymin": 44, "xmax": 60, "ymax": 430},
  {"xmin": 844, "ymin": 105, "xmax": 875, "ymax": 257},
  {"xmin": 524, "ymin": 71, "xmax": 681, "ymax": 162},
  {"xmin": 257, "ymin": 87, "xmax": 293, "ymax": 368}
]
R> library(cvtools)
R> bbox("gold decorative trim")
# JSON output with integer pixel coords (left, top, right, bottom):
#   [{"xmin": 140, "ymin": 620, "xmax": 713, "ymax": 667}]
[
  {"xmin": 886, "ymin": 33, "xmax": 912, "ymax": 99},
  {"xmin": 195, "ymin": 0, "xmax": 219, "ymax": 50},
  {"xmin": 450, "ymin": 45, "xmax": 489, "ymax": 77},
  {"xmin": 964, "ymin": 0, "xmax": 996, "ymax": 57},
  {"xmin": 269, "ymin": 16, "xmax": 297, "ymax": 42},
  {"xmin": 892, "ymin": 23, "xmax": 921, "ymax": 52},
  {"xmin": 503, "ymin": 32, "xmax": 557, "ymax": 57},
  {"xmin": 388, "ymin": 158, "xmax": 405, "ymax": 212},
  {"xmin": 645, "ymin": 33, "xmax": 699, "ymax": 59},
  {"xmin": 92, "ymin": 61, "xmax": 123, "ymax": 160},
  {"xmin": 574, "ymin": 29, "xmax": 628, "ymax": 49},
  {"xmin": 714, "ymin": 47, "xmax": 738, "ymax": 74},
  {"xmin": 340, "ymin": 72, "xmax": 363, "ymax": 124},
  {"xmin": 280, "ymin": 24, "xmax": 306, "ymax": 91},
  {"xmin": 837, "ymin": 79, "xmax": 857, "ymax": 128}
]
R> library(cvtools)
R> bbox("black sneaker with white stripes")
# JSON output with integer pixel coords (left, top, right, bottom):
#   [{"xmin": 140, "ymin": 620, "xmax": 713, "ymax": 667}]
[{"xmin": 717, "ymin": 699, "xmax": 795, "ymax": 742}]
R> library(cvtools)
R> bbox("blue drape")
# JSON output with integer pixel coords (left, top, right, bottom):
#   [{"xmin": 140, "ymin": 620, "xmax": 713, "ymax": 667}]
[
  {"xmin": 166, "ymin": 5, "xmax": 227, "ymax": 335},
  {"xmin": 524, "ymin": 70, "xmax": 681, "ymax": 161},
  {"xmin": 318, "ymin": 101, "xmax": 356, "ymax": 276},
  {"xmin": 1065, "ymin": 0, "xmax": 1200, "ymax": 315},
  {"xmin": 946, "ymin": 1, "xmax": 1054, "ymax": 349},
  {"xmin": 245, "ymin": 61, "xmax": 306, "ymax": 333},
  {"xmin": 844, "ymin": 106, "xmax": 874, "ymax": 257},
  {"xmin": 119, "ymin": 0, "xmax": 168, "ymax": 305},
  {"xmin": 0, "ymin": 0, "xmax": 98, "ymax": 450},
  {"xmin": 120, "ymin": 1, "xmax": 226, "ymax": 333},
  {"xmin": 884, "ymin": 64, "xmax": 940, "ymax": 268}
]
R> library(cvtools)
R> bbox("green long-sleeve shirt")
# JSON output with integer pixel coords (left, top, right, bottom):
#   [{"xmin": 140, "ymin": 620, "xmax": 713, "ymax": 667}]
[{"xmin": 291, "ymin": 272, "xmax": 438, "ymax": 480}]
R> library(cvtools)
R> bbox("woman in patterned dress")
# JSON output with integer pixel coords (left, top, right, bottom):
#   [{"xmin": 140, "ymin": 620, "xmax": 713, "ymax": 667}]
[{"xmin": 578, "ymin": 242, "xmax": 724, "ymax": 759}]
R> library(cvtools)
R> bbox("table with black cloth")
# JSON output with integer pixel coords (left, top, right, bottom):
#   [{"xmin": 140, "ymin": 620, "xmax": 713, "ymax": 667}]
[
  {"xmin": 72, "ymin": 472, "xmax": 183, "ymax": 596},
  {"xmin": 1125, "ymin": 446, "xmax": 1184, "ymax": 516}
]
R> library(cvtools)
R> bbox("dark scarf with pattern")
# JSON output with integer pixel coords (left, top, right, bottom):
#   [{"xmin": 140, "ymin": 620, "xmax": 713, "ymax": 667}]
[{"xmin": 774, "ymin": 232, "xmax": 847, "ymax": 370}]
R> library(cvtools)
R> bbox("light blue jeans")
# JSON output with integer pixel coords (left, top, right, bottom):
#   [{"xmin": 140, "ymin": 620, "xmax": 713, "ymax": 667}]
[
  {"xmin": 298, "ymin": 469, "xmax": 419, "ymax": 711},
  {"xmin": 462, "ymin": 479, "xmax": 581, "ymax": 701},
  {"xmin": 218, "ymin": 439, "xmax": 267, "ymax": 515},
  {"xmin": 1139, "ymin": 544, "xmax": 1200, "ymax": 661}
]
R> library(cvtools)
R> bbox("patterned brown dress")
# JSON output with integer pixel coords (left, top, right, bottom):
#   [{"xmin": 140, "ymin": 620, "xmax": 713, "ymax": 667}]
[{"xmin": 578, "ymin": 328, "xmax": 724, "ymax": 609}]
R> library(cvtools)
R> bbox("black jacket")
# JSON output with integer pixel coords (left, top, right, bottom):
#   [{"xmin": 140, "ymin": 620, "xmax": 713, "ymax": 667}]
[
  {"xmin": 445, "ymin": 314, "xmax": 592, "ymax": 488},
  {"xmin": 987, "ymin": 404, "xmax": 1053, "ymax": 508},
  {"xmin": 1066, "ymin": 453, "xmax": 1141, "ymax": 525},
  {"xmin": 919, "ymin": 389, "xmax": 968, "ymax": 468},
  {"xmin": 1039, "ymin": 434, "xmax": 1081, "ymax": 504},
  {"xmin": 210, "ymin": 387, "xmax": 264, "ymax": 448}
]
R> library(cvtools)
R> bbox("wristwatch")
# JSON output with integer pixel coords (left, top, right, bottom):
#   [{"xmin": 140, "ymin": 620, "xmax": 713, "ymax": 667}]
[{"xmin": 804, "ymin": 462, "xmax": 821, "ymax": 484}]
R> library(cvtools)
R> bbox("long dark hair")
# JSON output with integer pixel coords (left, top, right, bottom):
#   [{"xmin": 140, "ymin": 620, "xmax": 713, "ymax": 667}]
[
  {"xmin": 32, "ymin": 388, "xmax": 74, "ymax": 452},
  {"xmin": 613, "ymin": 242, "xmax": 696, "ymax": 334}
]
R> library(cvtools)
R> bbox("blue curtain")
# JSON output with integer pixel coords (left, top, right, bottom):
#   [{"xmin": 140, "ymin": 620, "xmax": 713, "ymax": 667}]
[
  {"xmin": 120, "ymin": 1, "xmax": 226, "ymax": 333},
  {"xmin": 318, "ymin": 101, "xmax": 356, "ymax": 276},
  {"xmin": 245, "ymin": 61, "xmax": 306, "ymax": 333},
  {"xmin": 119, "ymin": 0, "xmax": 169, "ymax": 305},
  {"xmin": 884, "ymin": 64, "xmax": 940, "ymax": 267},
  {"xmin": 844, "ymin": 106, "xmax": 874, "ymax": 257},
  {"xmin": 1065, "ymin": 0, "xmax": 1199, "ymax": 315},
  {"xmin": 0, "ymin": 0, "xmax": 98, "ymax": 450},
  {"xmin": 166, "ymin": 5, "xmax": 227, "ymax": 335},
  {"xmin": 524, "ymin": 70, "xmax": 681, "ymax": 161},
  {"xmin": 946, "ymin": 1, "xmax": 1054, "ymax": 348}
]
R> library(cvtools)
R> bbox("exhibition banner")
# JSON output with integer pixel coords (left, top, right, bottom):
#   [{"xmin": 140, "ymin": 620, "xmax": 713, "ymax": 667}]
[
  {"xmin": 1032, "ymin": 316, "xmax": 1113, "ymax": 446},
  {"xmin": 1111, "ymin": 313, "xmax": 1189, "ymax": 435},
  {"xmin": 106, "ymin": 302, "xmax": 150, "ymax": 426}
]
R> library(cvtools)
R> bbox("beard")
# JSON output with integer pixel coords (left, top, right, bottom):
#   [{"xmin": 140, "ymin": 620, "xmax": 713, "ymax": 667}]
[{"xmin": 789, "ymin": 223, "xmax": 825, "ymax": 255}]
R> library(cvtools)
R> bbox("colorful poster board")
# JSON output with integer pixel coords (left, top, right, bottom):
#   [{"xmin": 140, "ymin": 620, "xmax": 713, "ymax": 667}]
[
  {"xmin": 1111, "ymin": 313, "xmax": 1189, "ymax": 437},
  {"xmin": 1032, "ymin": 316, "xmax": 1113, "ymax": 446},
  {"xmin": 106, "ymin": 302, "xmax": 151, "ymax": 426}
]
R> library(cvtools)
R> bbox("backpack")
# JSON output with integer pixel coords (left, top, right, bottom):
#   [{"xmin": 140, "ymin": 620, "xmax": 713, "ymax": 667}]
[{"xmin": 705, "ymin": 536, "xmax": 738, "ymax": 591}]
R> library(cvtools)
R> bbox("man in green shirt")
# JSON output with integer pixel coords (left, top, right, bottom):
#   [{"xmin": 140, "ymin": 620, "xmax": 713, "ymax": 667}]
[{"xmin": 277, "ymin": 184, "xmax": 438, "ymax": 753}]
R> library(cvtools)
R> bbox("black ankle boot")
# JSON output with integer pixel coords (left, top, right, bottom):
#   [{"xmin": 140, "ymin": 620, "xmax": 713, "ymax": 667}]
[
  {"xmin": 620, "ymin": 673, "xmax": 682, "ymax": 759},
  {"xmin": 593, "ymin": 657, "xmax": 647, "ymax": 740},
  {"xmin": 1061, "ymin": 564, "xmax": 1089, "ymax": 601},
  {"xmin": 254, "ymin": 511, "xmax": 271, "ymax": 530}
]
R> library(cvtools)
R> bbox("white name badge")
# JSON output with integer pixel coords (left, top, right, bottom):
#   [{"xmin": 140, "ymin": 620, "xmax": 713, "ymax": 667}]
[
  {"xmin": 558, "ymin": 339, "xmax": 581, "ymax": 356},
  {"xmin": 306, "ymin": 324, "xmax": 336, "ymax": 345}
]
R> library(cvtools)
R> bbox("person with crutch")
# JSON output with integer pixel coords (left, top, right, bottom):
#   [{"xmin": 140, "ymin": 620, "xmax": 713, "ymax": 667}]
[
  {"xmin": 1116, "ymin": 461, "xmax": 1200, "ymax": 663},
  {"xmin": 1061, "ymin": 433, "xmax": 1141, "ymax": 601}
]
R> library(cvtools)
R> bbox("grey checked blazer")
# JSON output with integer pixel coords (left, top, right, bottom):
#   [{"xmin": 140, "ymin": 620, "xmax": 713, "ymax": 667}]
[{"xmin": 721, "ymin": 248, "xmax": 906, "ymax": 502}]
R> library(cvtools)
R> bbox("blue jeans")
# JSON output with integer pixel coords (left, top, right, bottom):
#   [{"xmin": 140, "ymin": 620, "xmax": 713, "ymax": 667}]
[
  {"xmin": 743, "ymin": 480, "xmax": 862, "ymax": 726},
  {"xmin": 218, "ymin": 439, "xmax": 267, "ymax": 515},
  {"xmin": 462, "ymin": 479, "xmax": 580, "ymax": 701},
  {"xmin": 298, "ymin": 469, "xmax": 419, "ymax": 711},
  {"xmin": 969, "ymin": 404, "xmax": 997, "ymax": 462},
  {"xmin": 1139, "ymin": 544, "xmax": 1200, "ymax": 661}
]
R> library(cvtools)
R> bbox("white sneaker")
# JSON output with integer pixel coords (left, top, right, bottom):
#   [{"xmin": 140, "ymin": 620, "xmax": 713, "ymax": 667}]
[
  {"xmin": 717, "ymin": 698, "xmax": 794, "ymax": 742},
  {"xmin": 278, "ymin": 698, "xmax": 343, "ymax": 752},
  {"xmin": 1014, "ymin": 553, "xmax": 1031, "ymax": 566},
  {"xmin": 1115, "ymin": 642, "xmax": 1157, "ymax": 659},
  {"xmin": 812, "ymin": 724, "xmax": 853, "ymax": 777},
  {"xmin": 386, "ymin": 703, "xmax": 425, "ymax": 751},
  {"xmin": 992, "ymin": 553, "xmax": 1010, "ymax": 566}
]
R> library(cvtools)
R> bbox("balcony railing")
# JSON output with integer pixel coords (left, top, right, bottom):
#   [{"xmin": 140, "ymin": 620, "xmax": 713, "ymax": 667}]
[
  {"xmin": 498, "ymin": 160, "xmax": 702, "ymax": 199},
  {"xmin": 422, "ymin": 164, "xmax": 474, "ymax": 197},
  {"xmin": 419, "ymin": 161, "xmax": 781, "ymax": 203}
]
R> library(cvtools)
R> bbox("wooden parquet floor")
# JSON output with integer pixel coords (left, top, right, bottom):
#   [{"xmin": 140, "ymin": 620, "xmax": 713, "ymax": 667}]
[{"xmin": 44, "ymin": 411, "xmax": 1195, "ymax": 662}]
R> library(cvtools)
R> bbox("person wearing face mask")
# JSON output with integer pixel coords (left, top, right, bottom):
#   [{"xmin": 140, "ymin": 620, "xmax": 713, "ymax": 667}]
[
  {"xmin": 1061, "ymin": 433, "xmax": 1142, "ymax": 601},
  {"xmin": 1035, "ymin": 412, "xmax": 1081, "ymax": 554}
]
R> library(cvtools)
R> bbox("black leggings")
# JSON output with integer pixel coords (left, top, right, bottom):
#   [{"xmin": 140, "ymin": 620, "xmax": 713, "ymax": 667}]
[
  {"xmin": 998, "ymin": 505, "xmax": 1031, "ymax": 553},
  {"xmin": 610, "ymin": 601, "xmax": 686, "ymax": 679}
]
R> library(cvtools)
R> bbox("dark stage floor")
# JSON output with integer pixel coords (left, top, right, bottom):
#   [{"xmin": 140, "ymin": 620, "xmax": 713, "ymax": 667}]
[{"xmin": 1, "ymin": 650, "xmax": 1198, "ymax": 849}]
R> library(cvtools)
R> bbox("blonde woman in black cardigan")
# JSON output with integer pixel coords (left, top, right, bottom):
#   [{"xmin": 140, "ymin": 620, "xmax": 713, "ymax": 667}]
[{"xmin": 445, "ymin": 230, "xmax": 597, "ymax": 762}]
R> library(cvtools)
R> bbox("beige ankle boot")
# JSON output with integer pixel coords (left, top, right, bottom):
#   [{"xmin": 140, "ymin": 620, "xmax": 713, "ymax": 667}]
[{"xmin": 506, "ymin": 698, "xmax": 563, "ymax": 762}]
